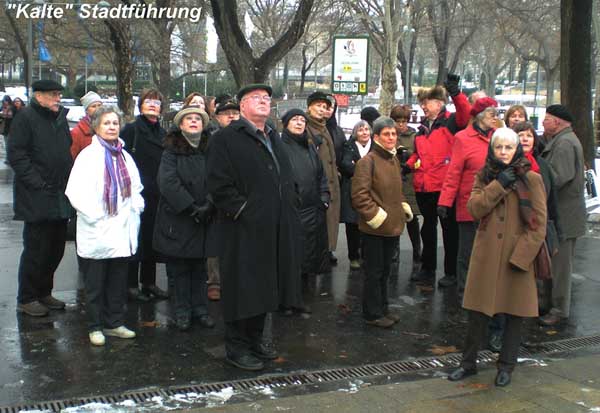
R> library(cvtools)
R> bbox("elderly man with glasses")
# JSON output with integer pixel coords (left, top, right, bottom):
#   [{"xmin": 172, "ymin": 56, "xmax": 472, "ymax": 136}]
[
  {"xmin": 207, "ymin": 84, "xmax": 301, "ymax": 371},
  {"xmin": 7, "ymin": 79, "xmax": 74, "ymax": 317}
]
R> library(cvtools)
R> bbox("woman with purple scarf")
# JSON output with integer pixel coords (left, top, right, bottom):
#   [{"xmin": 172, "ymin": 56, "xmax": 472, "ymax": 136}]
[{"xmin": 66, "ymin": 105, "xmax": 145, "ymax": 346}]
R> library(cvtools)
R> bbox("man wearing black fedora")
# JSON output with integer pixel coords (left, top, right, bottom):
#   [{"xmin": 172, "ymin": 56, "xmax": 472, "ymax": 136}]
[
  {"xmin": 7, "ymin": 79, "xmax": 73, "ymax": 317},
  {"xmin": 538, "ymin": 104, "xmax": 585, "ymax": 326}
]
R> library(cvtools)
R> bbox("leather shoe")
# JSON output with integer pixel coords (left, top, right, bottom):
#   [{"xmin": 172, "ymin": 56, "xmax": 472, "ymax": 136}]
[
  {"xmin": 538, "ymin": 313, "xmax": 565, "ymax": 327},
  {"xmin": 447, "ymin": 367, "xmax": 477, "ymax": 381},
  {"xmin": 365, "ymin": 317, "xmax": 395, "ymax": 328},
  {"xmin": 197, "ymin": 314, "xmax": 216, "ymax": 328},
  {"xmin": 251, "ymin": 343, "xmax": 278, "ymax": 360},
  {"xmin": 437, "ymin": 275, "xmax": 457, "ymax": 288},
  {"xmin": 384, "ymin": 312, "xmax": 401, "ymax": 323},
  {"xmin": 488, "ymin": 333, "xmax": 503, "ymax": 353},
  {"xmin": 410, "ymin": 269, "xmax": 435, "ymax": 283},
  {"xmin": 39, "ymin": 295, "xmax": 66, "ymax": 310},
  {"xmin": 226, "ymin": 353, "xmax": 264, "ymax": 371},
  {"xmin": 495, "ymin": 370, "xmax": 512, "ymax": 387},
  {"xmin": 141, "ymin": 285, "xmax": 169, "ymax": 300},
  {"xmin": 17, "ymin": 301, "xmax": 49, "ymax": 317},
  {"xmin": 128, "ymin": 288, "xmax": 151, "ymax": 303}
]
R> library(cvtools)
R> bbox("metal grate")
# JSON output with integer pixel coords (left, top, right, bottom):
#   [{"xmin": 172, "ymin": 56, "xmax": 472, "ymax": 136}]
[{"xmin": 2, "ymin": 333, "xmax": 599, "ymax": 413}]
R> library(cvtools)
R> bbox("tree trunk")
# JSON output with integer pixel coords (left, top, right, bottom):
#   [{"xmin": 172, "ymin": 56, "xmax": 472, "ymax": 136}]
[
  {"xmin": 105, "ymin": 21, "xmax": 134, "ymax": 120},
  {"xmin": 561, "ymin": 0, "xmax": 594, "ymax": 167},
  {"xmin": 380, "ymin": 53, "xmax": 397, "ymax": 116},
  {"xmin": 282, "ymin": 56, "xmax": 289, "ymax": 94},
  {"xmin": 211, "ymin": 0, "xmax": 314, "ymax": 87},
  {"xmin": 156, "ymin": 31, "xmax": 171, "ymax": 103}
]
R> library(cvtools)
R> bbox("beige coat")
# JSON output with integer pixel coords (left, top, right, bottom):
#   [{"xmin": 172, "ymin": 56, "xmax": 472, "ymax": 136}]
[
  {"xmin": 352, "ymin": 143, "xmax": 407, "ymax": 237},
  {"xmin": 306, "ymin": 117, "xmax": 341, "ymax": 250},
  {"xmin": 463, "ymin": 171, "xmax": 546, "ymax": 318}
]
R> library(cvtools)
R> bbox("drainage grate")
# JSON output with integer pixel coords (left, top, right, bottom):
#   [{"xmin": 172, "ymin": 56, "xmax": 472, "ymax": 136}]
[{"xmin": 3, "ymin": 334, "xmax": 600, "ymax": 413}]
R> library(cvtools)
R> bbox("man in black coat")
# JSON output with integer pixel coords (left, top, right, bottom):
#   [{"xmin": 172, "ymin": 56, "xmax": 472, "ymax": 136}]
[
  {"xmin": 7, "ymin": 79, "xmax": 73, "ymax": 317},
  {"xmin": 207, "ymin": 84, "xmax": 301, "ymax": 371}
]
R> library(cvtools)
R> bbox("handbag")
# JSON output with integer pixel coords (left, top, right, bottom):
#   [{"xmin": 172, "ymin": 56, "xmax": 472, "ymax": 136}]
[{"xmin": 534, "ymin": 240, "xmax": 553, "ymax": 280}]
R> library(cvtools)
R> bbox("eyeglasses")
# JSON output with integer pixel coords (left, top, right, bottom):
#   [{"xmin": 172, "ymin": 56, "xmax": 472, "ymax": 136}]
[
  {"xmin": 144, "ymin": 99, "xmax": 162, "ymax": 106},
  {"xmin": 244, "ymin": 95, "xmax": 271, "ymax": 103}
]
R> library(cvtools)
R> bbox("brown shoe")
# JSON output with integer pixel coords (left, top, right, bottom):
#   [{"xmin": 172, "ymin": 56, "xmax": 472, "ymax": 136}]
[
  {"xmin": 39, "ymin": 295, "xmax": 65, "ymax": 310},
  {"xmin": 365, "ymin": 317, "xmax": 394, "ymax": 328},
  {"xmin": 17, "ymin": 301, "xmax": 49, "ymax": 317},
  {"xmin": 384, "ymin": 312, "xmax": 401, "ymax": 323},
  {"xmin": 207, "ymin": 284, "xmax": 221, "ymax": 301}
]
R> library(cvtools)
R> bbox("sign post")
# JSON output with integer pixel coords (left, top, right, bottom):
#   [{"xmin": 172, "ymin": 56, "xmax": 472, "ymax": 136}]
[{"xmin": 331, "ymin": 36, "xmax": 369, "ymax": 96}]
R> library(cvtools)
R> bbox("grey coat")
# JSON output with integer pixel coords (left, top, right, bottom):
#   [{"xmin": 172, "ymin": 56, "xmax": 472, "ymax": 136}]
[{"xmin": 541, "ymin": 126, "xmax": 586, "ymax": 239}]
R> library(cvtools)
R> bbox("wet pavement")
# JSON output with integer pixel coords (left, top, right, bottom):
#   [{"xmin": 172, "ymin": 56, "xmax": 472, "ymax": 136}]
[{"xmin": 2, "ymin": 140, "xmax": 600, "ymax": 410}]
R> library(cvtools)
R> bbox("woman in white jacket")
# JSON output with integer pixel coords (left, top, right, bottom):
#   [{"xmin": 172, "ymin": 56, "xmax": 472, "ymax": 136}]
[{"xmin": 66, "ymin": 105, "xmax": 144, "ymax": 346}]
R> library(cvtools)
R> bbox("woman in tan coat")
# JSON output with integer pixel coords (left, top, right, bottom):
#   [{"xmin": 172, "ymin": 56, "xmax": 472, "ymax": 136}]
[{"xmin": 448, "ymin": 128, "xmax": 546, "ymax": 387}]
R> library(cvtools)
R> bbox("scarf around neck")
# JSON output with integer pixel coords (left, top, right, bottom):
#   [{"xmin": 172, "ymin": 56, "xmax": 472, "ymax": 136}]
[
  {"xmin": 355, "ymin": 139, "xmax": 371, "ymax": 158},
  {"xmin": 182, "ymin": 130, "xmax": 202, "ymax": 148},
  {"xmin": 479, "ymin": 142, "xmax": 537, "ymax": 231},
  {"xmin": 97, "ymin": 136, "xmax": 131, "ymax": 216}
]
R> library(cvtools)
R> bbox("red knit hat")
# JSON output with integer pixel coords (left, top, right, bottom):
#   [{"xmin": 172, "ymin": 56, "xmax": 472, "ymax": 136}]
[{"xmin": 470, "ymin": 97, "xmax": 498, "ymax": 117}]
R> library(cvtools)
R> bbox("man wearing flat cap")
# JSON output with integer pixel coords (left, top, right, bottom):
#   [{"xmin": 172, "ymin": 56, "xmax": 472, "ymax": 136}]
[
  {"xmin": 305, "ymin": 91, "xmax": 341, "ymax": 266},
  {"xmin": 7, "ymin": 79, "xmax": 73, "ymax": 317},
  {"xmin": 538, "ymin": 104, "xmax": 585, "ymax": 326},
  {"xmin": 207, "ymin": 84, "xmax": 301, "ymax": 370}
]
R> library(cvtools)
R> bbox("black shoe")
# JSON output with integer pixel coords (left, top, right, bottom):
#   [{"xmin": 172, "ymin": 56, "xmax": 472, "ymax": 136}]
[
  {"xmin": 176, "ymin": 314, "xmax": 191, "ymax": 331},
  {"xmin": 488, "ymin": 333, "xmax": 503, "ymax": 353},
  {"xmin": 495, "ymin": 370, "xmax": 511, "ymax": 387},
  {"xmin": 197, "ymin": 314, "xmax": 215, "ymax": 328},
  {"xmin": 438, "ymin": 275, "xmax": 457, "ymax": 288},
  {"xmin": 251, "ymin": 343, "xmax": 278, "ymax": 360},
  {"xmin": 128, "ymin": 288, "xmax": 151, "ymax": 303},
  {"xmin": 226, "ymin": 353, "xmax": 264, "ymax": 371},
  {"xmin": 141, "ymin": 285, "xmax": 169, "ymax": 300},
  {"xmin": 329, "ymin": 252, "xmax": 338, "ymax": 266},
  {"xmin": 448, "ymin": 367, "xmax": 477, "ymax": 381},
  {"xmin": 410, "ymin": 269, "xmax": 435, "ymax": 283}
]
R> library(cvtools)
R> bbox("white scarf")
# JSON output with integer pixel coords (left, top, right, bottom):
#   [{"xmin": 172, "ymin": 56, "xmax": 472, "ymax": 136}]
[{"xmin": 355, "ymin": 139, "xmax": 372, "ymax": 158}]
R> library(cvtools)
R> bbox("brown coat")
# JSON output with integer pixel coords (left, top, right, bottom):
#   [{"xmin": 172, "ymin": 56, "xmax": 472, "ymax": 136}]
[
  {"xmin": 352, "ymin": 143, "xmax": 406, "ymax": 237},
  {"xmin": 307, "ymin": 117, "xmax": 341, "ymax": 250},
  {"xmin": 463, "ymin": 172, "xmax": 547, "ymax": 318}
]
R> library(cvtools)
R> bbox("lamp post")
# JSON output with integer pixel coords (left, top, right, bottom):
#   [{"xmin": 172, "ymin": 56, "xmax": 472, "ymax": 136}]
[{"xmin": 403, "ymin": 2, "xmax": 414, "ymax": 105}]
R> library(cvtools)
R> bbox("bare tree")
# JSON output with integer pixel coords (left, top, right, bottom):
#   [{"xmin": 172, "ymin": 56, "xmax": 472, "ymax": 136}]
[
  {"xmin": 561, "ymin": 0, "xmax": 594, "ymax": 167},
  {"xmin": 210, "ymin": 0, "xmax": 314, "ymax": 86}
]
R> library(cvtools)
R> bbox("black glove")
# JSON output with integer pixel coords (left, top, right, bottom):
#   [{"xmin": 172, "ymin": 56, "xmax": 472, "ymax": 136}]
[
  {"xmin": 444, "ymin": 73, "xmax": 461, "ymax": 97},
  {"xmin": 437, "ymin": 205, "xmax": 449, "ymax": 219},
  {"xmin": 398, "ymin": 148, "xmax": 411, "ymax": 163},
  {"xmin": 497, "ymin": 167, "xmax": 517, "ymax": 188},
  {"xmin": 189, "ymin": 203, "xmax": 211, "ymax": 224},
  {"xmin": 401, "ymin": 165, "xmax": 413, "ymax": 176}
]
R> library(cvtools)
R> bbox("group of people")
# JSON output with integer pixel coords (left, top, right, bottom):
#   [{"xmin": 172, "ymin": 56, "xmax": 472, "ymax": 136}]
[{"xmin": 5, "ymin": 75, "xmax": 586, "ymax": 383}]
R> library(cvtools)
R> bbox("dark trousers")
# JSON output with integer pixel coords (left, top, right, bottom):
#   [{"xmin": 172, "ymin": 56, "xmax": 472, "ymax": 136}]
[
  {"xmin": 461, "ymin": 310, "xmax": 523, "ymax": 373},
  {"xmin": 406, "ymin": 216, "xmax": 422, "ymax": 260},
  {"xmin": 128, "ymin": 260, "xmax": 156, "ymax": 289},
  {"xmin": 82, "ymin": 257, "xmax": 128, "ymax": 332},
  {"xmin": 17, "ymin": 220, "xmax": 68, "ymax": 304},
  {"xmin": 167, "ymin": 258, "xmax": 208, "ymax": 317},
  {"xmin": 416, "ymin": 192, "xmax": 458, "ymax": 276},
  {"xmin": 457, "ymin": 221, "xmax": 478, "ymax": 299},
  {"xmin": 225, "ymin": 313, "xmax": 267, "ymax": 357},
  {"xmin": 345, "ymin": 223, "xmax": 362, "ymax": 260},
  {"xmin": 361, "ymin": 233, "xmax": 398, "ymax": 320}
]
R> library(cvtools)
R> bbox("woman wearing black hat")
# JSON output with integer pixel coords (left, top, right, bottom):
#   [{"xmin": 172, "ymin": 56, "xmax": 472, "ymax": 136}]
[{"xmin": 281, "ymin": 109, "xmax": 330, "ymax": 314}]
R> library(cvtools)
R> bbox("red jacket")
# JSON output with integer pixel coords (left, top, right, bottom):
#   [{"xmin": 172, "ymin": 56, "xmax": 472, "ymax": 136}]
[
  {"xmin": 406, "ymin": 93, "xmax": 470, "ymax": 192},
  {"xmin": 438, "ymin": 125, "xmax": 493, "ymax": 221},
  {"xmin": 70, "ymin": 117, "xmax": 93, "ymax": 159}
]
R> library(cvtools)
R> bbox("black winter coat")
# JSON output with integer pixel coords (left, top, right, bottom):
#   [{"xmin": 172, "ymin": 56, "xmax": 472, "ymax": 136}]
[
  {"xmin": 282, "ymin": 129, "xmax": 330, "ymax": 275},
  {"xmin": 207, "ymin": 118, "xmax": 302, "ymax": 321},
  {"xmin": 339, "ymin": 138, "xmax": 371, "ymax": 223},
  {"xmin": 7, "ymin": 99, "xmax": 73, "ymax": 222},
  {"xmin": 153, "ymin": 131, "xmax": 209, "ymax": 259},
  {"xmin": 121, "ymin": 115, "xmax": 166, "ymax": 262}
]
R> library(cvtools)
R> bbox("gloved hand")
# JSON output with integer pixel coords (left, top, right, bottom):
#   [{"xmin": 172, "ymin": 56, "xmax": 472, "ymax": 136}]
[
  {"xmin": 402, "ymin": 202, "xmax": 413, "ymax": 222},
  {"xmin": 401, "ymin": 165, "xmax": 412, "ymax": 176},
  {"xmin": 444, "ymin": 73, "xmax": 461, "ymax": 97},
  {"xmin": 437, "ymin": 205, "xmax": 449, "ymax": 219},
  {"xmin": 189, "ymin": 203, "xmax": 212, "ymax": 224},
  {"xmin": 497, "ymin": 167, "xmax": 517, "ymax": 188}
]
